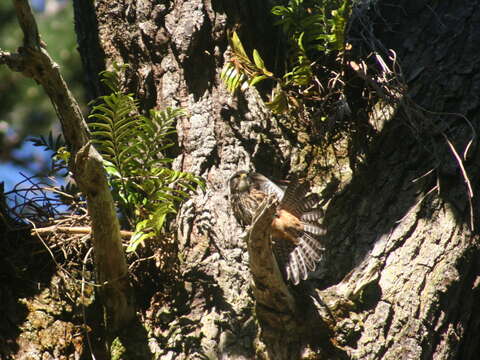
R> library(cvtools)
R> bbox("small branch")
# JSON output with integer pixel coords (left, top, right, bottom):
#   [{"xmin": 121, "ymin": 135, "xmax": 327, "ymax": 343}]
[
  {"xmin": 13, "ymin": 0, "xmax": 41, "ymax": 49},
  {"xmin": 248, "ymin": 197, "xmax": 296, "ymax": 313},
  {"xmin": 0, "ymin": 50, "xmax": 25, "ymax": 72},
  {"xmin": 247, "ymin": 197, "xmax": 301, "ymax": 359},
  {"xmin": 3, "ymin": 0, "xmax": 134, "ymax": 332},
  {"xmin": 32, "ymin": 225, "xmax": 134, "ymax": 239},
  {"xmin": 5, "ymin": 0, "xmax": 89, "ymax": 152}
]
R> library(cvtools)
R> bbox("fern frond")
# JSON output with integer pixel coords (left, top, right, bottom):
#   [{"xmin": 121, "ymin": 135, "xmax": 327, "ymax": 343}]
[
  {"xmin": 135, "ymin": 107, "xmax": 185, "ymax": 164},
  {"xmin": 88, "ymin": 90, "xmax": 141, "ymax": 177},
  {"xmin": 100, "ymin": 62, "xmax": 129, "ymax": 93},
  {"xmin": 89, "ymin": 62, "xmax": 205, "ymax": 246}
]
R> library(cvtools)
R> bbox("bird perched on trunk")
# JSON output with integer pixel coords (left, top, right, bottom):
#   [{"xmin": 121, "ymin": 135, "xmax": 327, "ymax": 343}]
[{"xmin": 228, "ymin": 170, "xmax": 325, "ymax": 284}]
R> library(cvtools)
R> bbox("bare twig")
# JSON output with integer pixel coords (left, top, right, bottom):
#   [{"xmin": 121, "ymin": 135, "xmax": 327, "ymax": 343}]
[
  {"xmin": 27, "ymin": 219, "xmax": 100, "ymax": 288},
  {"xmin": 444, "ymin": 134, "xmax": 475, "ymax": 230},
  {"xmin": 32, "ymin": 225, "xmax": 134, "ymax": 238}
]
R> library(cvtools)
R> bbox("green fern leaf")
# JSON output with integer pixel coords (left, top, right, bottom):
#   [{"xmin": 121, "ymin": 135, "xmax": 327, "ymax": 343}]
[{"xmin": 89, "ymin": 62, "xmax": 204, "ymax": 247}]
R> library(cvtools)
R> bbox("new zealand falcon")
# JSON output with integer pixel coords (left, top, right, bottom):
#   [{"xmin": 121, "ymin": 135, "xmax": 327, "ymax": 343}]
[{"xmin": 228, "ymin": 170, "xmax": 325, "ymax": 285}]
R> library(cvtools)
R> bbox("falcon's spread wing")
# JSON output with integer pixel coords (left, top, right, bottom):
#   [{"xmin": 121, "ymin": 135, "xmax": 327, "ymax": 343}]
[
  {"xmin": 272, "ymin": 180, "xmax": 325, "ymax": 285},
  {"xmin": 249, "ymin": 172, "xmax": 285, "ymax": 201},
  {"xmin": 229, "ymin": 170, "xmax": 325, "ymax": 285}
]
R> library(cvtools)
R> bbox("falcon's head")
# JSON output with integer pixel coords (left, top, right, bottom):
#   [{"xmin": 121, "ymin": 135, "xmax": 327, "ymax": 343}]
[
  {"xmin": 229, "ymin": 171, "xmax": 284, "ymax": 199},
  {"xmin": 228, "ymin": 170, "xmax": 251, "ymax": 194},
  {"xmin": 228, "ymin": 170, "xmax": 285, "ymax": 227}
]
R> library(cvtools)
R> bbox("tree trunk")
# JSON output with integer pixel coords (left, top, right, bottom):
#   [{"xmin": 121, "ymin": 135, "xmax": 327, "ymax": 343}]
[
  {"xmin": 72, "ymin": 0, "xmax": 480, "ymax": 359},
  {"xmin": 323, "ymin": 1, "xmax": 480, "ymax": 358}
]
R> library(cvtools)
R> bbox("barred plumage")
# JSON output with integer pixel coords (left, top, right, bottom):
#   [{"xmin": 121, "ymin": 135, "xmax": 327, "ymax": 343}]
[{"xmin": 228, "ymin": 170, "xmax": 325, "ymax": 285}]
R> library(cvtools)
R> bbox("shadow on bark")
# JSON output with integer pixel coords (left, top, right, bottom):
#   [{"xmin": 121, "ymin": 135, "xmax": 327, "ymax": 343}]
[{"xmin": 0, "ymin": 225, "xmax": 53, "ymax": 358}]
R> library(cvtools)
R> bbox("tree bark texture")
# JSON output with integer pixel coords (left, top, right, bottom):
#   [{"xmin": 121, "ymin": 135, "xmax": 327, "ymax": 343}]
[
  {"xmin": 73, "ymin": 0, "xmax": 480, "ymax": 359},
  {"xmin": 322, "ymin": 1, "xmax": 480, "ymax": 358}
]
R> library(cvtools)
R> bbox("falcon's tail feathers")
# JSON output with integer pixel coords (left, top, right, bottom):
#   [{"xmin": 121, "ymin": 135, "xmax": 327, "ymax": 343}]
[
  {"xmin": 301, "ymin": 232, "xmax": 325, "ymax": 257},
  {"xmin": 294, "ymin": 248, "xmax": 309, "ymax": 281},
  {"xmin": 287, "ymin": 254, "xmax": 301, "ymax": 285},
  {"xmin": 275, "ymin": 177, "xmax": 326, "ymax": 285}
]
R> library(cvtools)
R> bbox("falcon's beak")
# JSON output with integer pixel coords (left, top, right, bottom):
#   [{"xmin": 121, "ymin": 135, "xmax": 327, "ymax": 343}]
[{"xmin": 237, "ymin": 172, "xmax": 250, "ymax": 191}]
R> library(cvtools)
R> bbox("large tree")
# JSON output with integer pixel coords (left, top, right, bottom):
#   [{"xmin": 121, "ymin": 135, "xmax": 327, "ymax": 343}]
[{"xmin": 73, "ymin": 0, "xmax": 480, "ymax": 359}]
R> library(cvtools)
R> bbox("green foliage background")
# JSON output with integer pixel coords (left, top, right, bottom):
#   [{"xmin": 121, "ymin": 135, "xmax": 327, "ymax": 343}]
[
  {"xmin": 222, "ymin": 0, "xmax": 351, "ymax": 119},
  {"xmin": 0, "ymin": 1, "xmax": 84, "ymax": 163}
]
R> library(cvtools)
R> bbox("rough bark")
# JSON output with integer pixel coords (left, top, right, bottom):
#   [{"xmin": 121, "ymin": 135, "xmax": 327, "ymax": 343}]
[
  {"xmin": 1, "ymin": 0, "xmax": 134, "ymax": 336},
  {"xmin": 318, "ymin": 1, "xmax": 480, "ymax": 358},
  {"xmin": 72, "ymin": 0, "xmax": 480, "ymax": 359}
]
